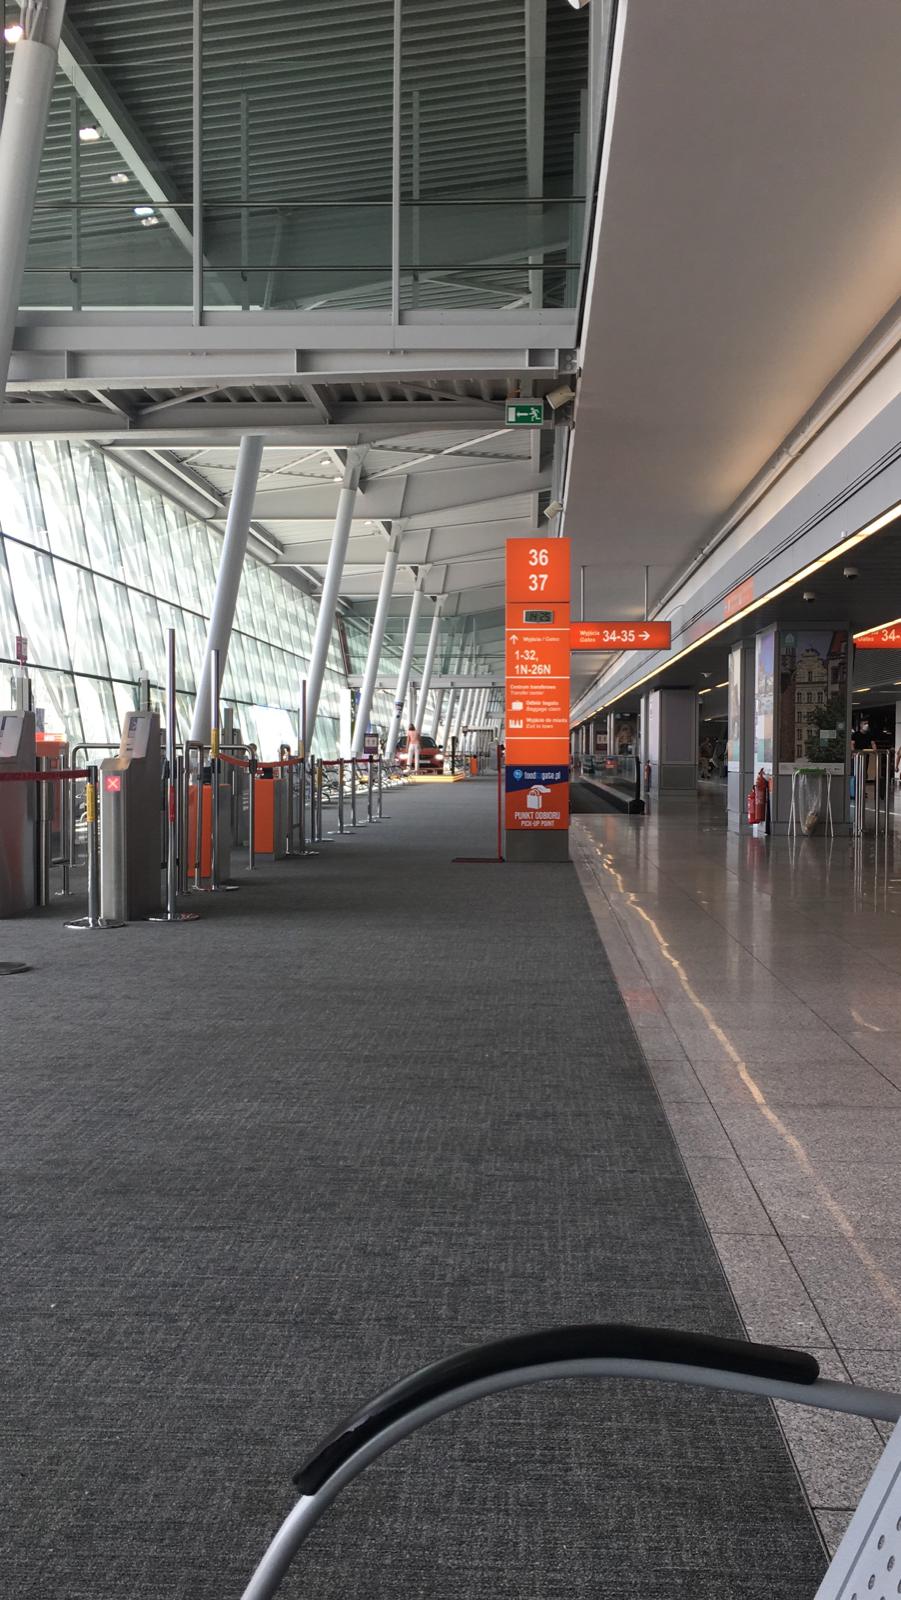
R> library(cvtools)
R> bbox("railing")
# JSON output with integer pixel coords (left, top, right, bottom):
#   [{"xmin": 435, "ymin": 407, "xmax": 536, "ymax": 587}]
[{"xmin": 238, "ymin": 1321, "xmax": 901, "ymax": 1600}]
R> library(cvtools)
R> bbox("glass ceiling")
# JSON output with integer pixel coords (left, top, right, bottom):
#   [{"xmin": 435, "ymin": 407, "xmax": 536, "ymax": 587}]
[{"xmin": 1, "ymin": 0, "xmax": 594, "ymax": 314}]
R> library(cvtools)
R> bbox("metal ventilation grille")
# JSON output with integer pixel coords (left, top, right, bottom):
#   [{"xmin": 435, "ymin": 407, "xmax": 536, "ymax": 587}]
[{"xmin": 17, "ymin": 0, "xmax": 588, "ymax": 270}]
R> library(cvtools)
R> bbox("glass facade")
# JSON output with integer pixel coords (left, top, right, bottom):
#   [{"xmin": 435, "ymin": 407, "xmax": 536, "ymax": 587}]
[{"xmin": 0, "ymin": 441, "xmax": 352, "ymax": 757}]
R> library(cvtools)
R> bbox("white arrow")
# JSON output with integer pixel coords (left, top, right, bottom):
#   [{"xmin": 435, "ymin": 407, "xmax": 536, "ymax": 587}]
[
  {"xmin": 509, "ymin": 634, "xmax": 519, "ymax": 643},
  {"xmin": 639, "ymin": 630, "xmax": 649, "ymax": 640}
]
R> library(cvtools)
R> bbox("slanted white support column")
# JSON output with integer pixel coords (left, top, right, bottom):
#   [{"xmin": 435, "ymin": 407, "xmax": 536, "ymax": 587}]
[
  {"xmin": 304, "ymin": 450, "xmax": 363, "ymax": 751},
  {"xmin": 190, "ymin": 432, "xmax": 265, "ymax": 742},
  {"xmin": 385, "ymin": 575, "xmax": 425, "ymax": 759},
  {"xmin": 0, "ymin": 1, "xmax": 68, "ymax": 394},
  {"xmin": 434, "ymin": 626, "xmax": 460, "ymax": 741},
  {"xmin": 416, "ymin": 596, "xmax": 444, "ymax": 735},
  {"xmin": 351, "ymin": 531, "xmax": 400, "ymax": 755}
]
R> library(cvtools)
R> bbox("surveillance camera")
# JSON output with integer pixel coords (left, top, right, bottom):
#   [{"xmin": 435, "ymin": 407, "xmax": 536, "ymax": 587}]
[
  {"xmin": 546, "ymin": 384, "xmax": 576, "ymax": 411},
  {"xmin": 543, "ymin": 500, "xmax": 564, "ymax": 521},
  {"xmin": 843, "ymin": 565, "xmax": 859, "ymax": 580},
  {"xmin": 802, "ymin": 590, "xmax": 816, "ymax": 603}
]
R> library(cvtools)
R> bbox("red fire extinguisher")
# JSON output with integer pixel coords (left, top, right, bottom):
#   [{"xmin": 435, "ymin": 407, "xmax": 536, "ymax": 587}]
[
  {"xmin": 754, "ymin": 769, "xmax": 768, "ymax": 824},
  {"xmin": 746, "ymin": 787, "xmax": 757, "ymax": 827}
]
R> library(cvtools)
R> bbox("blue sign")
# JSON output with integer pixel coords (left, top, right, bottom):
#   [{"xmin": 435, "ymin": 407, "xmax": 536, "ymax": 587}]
[{"xmin": 505, "ymin": 765, "xmax": 568, "ymax": 794}]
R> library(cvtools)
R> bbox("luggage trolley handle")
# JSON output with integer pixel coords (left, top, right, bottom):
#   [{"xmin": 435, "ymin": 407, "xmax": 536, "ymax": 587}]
[{"xmin": 240, "ymin": 1322, "xmax": 901, "ymax": 1600}]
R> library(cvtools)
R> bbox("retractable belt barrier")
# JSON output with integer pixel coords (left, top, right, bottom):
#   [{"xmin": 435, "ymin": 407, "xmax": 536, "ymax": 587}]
[{"xmin": 0, "ymin": 767, "xmax": 89, "ymax": 782}]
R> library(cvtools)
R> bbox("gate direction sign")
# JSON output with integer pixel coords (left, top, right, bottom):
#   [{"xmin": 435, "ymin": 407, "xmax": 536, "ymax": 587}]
[
  {"xmin": 14, "ymin": 635, "xmax": 27, "ymax": 664},
  {"xmin": 506, "ymin": 538, "xmax": 571, "ymax": 772},
  {"xmin": 571, "ymin": 620, "xmax": 672, "ymax": 651},
  {"xmin": 855, "ymin": 624, "xmax": 901, "ymax": 650}
]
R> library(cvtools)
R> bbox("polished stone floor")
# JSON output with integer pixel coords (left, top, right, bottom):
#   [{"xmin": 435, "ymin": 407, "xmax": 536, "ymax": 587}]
[{"xmin": 571, "ymin": 794, "xmax": 901, "ymax": 1555}]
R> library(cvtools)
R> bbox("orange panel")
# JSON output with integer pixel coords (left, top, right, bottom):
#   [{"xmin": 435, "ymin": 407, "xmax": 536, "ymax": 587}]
[
  {"xmin": 571, "ymin": 620, "xmax": 672, "ymax": 651},
  {"xmin": 253, "ymin": 776, "xmax": 277, "ymax": 854},
  {"xmin": 855, "ymin": 625, "xmax": 901, "ymax": 649},
  {"xmin": 505, "ymin": 537, "xmax": 571, "ymax": 603},
  {"xmin": 186, "ymin": 784, "xmax": 214, "ymax": 879}
]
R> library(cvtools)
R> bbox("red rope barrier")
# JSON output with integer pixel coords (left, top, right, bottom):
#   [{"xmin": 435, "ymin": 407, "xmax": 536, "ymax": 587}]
[{"xmin": 0, "ymin": 768, "xmax": 89, "ymax": 783}]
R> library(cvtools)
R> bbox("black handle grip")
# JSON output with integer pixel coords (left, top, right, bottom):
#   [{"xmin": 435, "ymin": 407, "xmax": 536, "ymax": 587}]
[{"xmin": 294, "ymin": 1323, "xmax": 818, "ymax": 1494}]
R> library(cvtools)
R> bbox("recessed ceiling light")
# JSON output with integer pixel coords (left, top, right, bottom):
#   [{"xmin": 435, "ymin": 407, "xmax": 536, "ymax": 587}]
[
  {"xmin": 133, "ymin": 205, "xmax": 155, "ymax": 217},
  {"xmin": 110, "ymin": 172, "xmax": 129, "ymax": 185},
  {"xmin": 3, "ymin": 22, "xmax": 24, "ymax": 43},
  {"xmin": 78, "ymin": 125, "xmax": 101, "ymax": 143},
  {"xmin": 140, "ymin": 215, "xmax": 160, "ymax": 227},
  {"xmin": 332, "ymin": 474, "xmax": 342, "ymax": 483}
]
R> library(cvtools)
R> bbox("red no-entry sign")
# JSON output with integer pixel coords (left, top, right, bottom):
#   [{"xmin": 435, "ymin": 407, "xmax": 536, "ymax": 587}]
[{"xmin": 104, "ymin": 774, "xmax": 122, "ymax": 793}]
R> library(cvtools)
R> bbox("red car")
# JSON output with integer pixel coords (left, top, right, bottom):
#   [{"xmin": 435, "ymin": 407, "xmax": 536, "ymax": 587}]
[{"xmin": 395, "ymin": 734, "xmax": 444, "ymax": 771}]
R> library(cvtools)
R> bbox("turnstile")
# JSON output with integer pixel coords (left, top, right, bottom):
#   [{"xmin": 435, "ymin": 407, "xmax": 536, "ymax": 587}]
[
  {"xmin": 100, "ymin": 711, "xmax": 163, "ymax": 921},
  {"xmin": 0, "ymin": 711, "xmax": 36, "ymax": 917}
]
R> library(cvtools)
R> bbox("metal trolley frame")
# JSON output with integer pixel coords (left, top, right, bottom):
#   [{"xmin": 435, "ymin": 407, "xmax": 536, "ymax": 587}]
[{"xmin": 239, "ymin": 1322, "xmax": 901, "ymax": 1600}]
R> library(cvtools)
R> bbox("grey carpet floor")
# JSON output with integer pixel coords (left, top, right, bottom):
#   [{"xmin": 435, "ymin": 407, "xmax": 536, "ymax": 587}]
[{"xmin": 0, "ymin": 779, "xmax": 825, "ymax": 1599}]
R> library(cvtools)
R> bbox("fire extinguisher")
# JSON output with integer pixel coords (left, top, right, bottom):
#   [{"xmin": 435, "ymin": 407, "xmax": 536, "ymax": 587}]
[
  {"xmin": 754, "ymin": 769, "xmax": 768, "ymax": 824},
  {"xmin": 644, "ymin": 761, "xmax": 651, "ymax": 793},
  {"xmin": 746, "ymin": 787, "xmax": 757, "ymax": 827}
]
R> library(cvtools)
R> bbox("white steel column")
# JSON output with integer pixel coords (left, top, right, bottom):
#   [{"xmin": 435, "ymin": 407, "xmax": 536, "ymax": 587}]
[
  {"xmin": 351, "ymin": 531, "xmax": 400, "ymax": 755},
  {"xmin": 416, "ymin": 596, "xmax": 444, "ymax": 733},
  {"xmin": 0, "ymin": 1, "xmax": 67, "ymax": 394},
  {"xmin": 190, "ymin": 433, "xmax": 265, "ymax": 742},
  {"xmin": 385, "ymin": 575, "xmax": 425, "ymax": 758},
  {"xmin": 304, "ymin": 450, "xmax": 363, "ymax": 751}
]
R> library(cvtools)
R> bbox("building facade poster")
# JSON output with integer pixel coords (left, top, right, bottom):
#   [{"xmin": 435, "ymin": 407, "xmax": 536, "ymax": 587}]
[
  {"xmin": 727, "ymin": 642, "xmax": 742, "ymax": 772},
  {"xmin": 777, "ymin": 630, "xmax": 848, "ymax": 774},
  {"xmin": 753, "ymin": 625, "xmax": 776, "ymax": 773}
]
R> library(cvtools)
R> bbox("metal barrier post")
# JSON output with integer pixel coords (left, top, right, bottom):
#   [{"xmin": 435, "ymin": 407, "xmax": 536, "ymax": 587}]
[
  {"xmin": 191, "ymin": 748, "xmax": 202, "ymax": 888},
  {"xmin": 350, "ymin": 758, "xmax": 358, "ymax": 827},
  {"xmin": 317, "ymin": 759, "xmax": 323, "ymax": 841},
  {"xmin": 210, "ymin": 648, "xmax": 221, "ymax": 889},
  {"xmin": 56, "ymin": 750, "xmax": 72, "ymax": 898},
  {"xmin": 177, "ymin": 754, "xmax": 187, "ymax": 893},
  {"xmin": 299, "ymin": 752, "xmax": 307, "ymax": 853},
  {"xmin": 338, "ymin": 759, "xmax": 345, "ymax": 833},
  {"xmin": 37, "ymin": 757, "xmax": 51, "ymax": 905},
  {"xmin": 151, "ymin": 628, "xmax": 198, "ymax": 923},
  {"xmin": 65, "ymin": 765, "xmax": 123, "ymax": 930},
  {"xmin": 367, "ymin": 756, "xmax": 374, "ymax": 823},
  {"xmin": 248, "ymin": 753, "xmax": 257, "ymax": 870},
  {"xmin": 378, "ymin": 756, "xmax": 384, "ymax": 819}
]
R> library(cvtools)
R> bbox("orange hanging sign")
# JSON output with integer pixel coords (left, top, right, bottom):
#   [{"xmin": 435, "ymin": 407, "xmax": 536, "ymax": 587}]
[{"xmin": 571, "ymin": 620, "xmax": 672, "ymax": 651}]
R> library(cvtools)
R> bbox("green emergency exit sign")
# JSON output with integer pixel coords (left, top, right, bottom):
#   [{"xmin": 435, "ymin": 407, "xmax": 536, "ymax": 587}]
[{"xmin": 505, "ymin": 400, "xmax": 545, "ymax": 426}]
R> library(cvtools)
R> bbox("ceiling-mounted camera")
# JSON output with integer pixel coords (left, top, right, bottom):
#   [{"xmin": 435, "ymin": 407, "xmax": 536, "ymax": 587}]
[
  {"xmin": 843, "ymin": 565, "xmax": 859, "ymax": 580},
  {"xmin": 802, "ymin": 590, "xmax": 816, "ymax": 603}
]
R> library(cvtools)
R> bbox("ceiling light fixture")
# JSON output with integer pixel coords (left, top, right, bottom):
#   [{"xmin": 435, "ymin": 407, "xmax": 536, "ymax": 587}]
[
  {"xmin": 140, "ymin": 216, "xmax": 160, "ymax": 227},
  {"xmin": 543, "ymin": 499, "xmax": 564, "ymax": 521},
  {"xmin": 567, "ymin": 0, "xmax": 592, "ymax": 9},
  {"xmin": 3, "ymin": 22, "xmax": 24, "ymax": 43},
  {"xmin": 78, "ymin": 125, "xmax": 101, "ymax": 143},
  {"xmin": 588, "ymin": 496, "xmax": 901, "ymax": 716},
  {"xmin": 110, "ymin": 172, "xmax": 129, "ymax": 185},
  {"xmin": 133, "ymin": 205, "xmax": 155, "ymax": 217}
]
